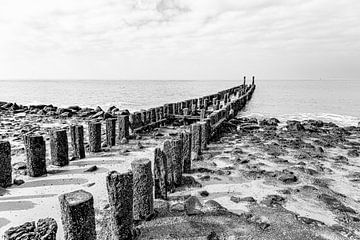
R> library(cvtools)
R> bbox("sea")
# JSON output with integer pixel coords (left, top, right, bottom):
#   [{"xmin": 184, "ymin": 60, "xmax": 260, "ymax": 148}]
[{"xmin": 1, "ymin": 79, "xmax": 359, "ymax": 126}]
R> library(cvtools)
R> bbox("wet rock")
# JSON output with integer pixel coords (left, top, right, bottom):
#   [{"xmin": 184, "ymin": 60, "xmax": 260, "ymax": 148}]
[
  {"xmin": 181, "ymin": 176, "xmax": 202, "ymax": 188},
  {"xmin": 13, "ymin": 162, "xmax": 27, "ymax": 170},
  {"xmin": 170, "ymin": 203, "xmax": 185, "ymax": 213},
  {"xmin": 318, "ymin": 194, "xmax": 356, "ymax": 214},
  {"xmin": 184, "ymin": 196, "xmax": 203, "ymax": 215},
  {"xmin": 297, "ymin": 216, "xmax": 325, "ymax": 226},
  {"xmin": 347, "ymin": 149, "xmax": 359, "ymax": 157},
  {"xmin": 199, "ymin": 175, "xmax": 210, "ymax": 181},
  {"xmin": 278, "ymin": 172, "xmax": 298, "ymax": 184},
  {"xmin": 202, "ymin": 200, "xmax": 226, "ymax": 212},
  {"xmin": 84, "ymin": 165, "xmax": 98, "ymax": 172},
  {"xmin": 286, "ymin": 120, "xmax": 305, "ymax": 131},
  {"xmin": 4, "ymin": 218, "xmax": 57, "ymax": 240},
  {"xmin": 230, "ymin": 196, "xmax": 256, "ymax": 203},
  {"xmin": 199, "ymin": 190, "xmax": 209, "ymax": 197},
  {"xmin": 13, "ymin": 179, "xmax": 24, "ymax": 186},
  {"xmin": 261, "ymin": 195, "xmax": 285, "ymax": 207},
  {"xmin": 259, "ymin": 118, "xmax": 280, "ymax": 126}
]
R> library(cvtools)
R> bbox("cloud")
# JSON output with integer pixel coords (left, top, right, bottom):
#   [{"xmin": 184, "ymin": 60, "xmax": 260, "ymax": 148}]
[{"xmin": 0, "ymin": 0, "xmax": 359, "ymax": 79}]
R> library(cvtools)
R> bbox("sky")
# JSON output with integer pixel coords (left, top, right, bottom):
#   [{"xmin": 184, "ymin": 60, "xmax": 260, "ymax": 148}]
[{"xmin": 0, "ymin": 0, "xmax": 359, "ymax": 80}]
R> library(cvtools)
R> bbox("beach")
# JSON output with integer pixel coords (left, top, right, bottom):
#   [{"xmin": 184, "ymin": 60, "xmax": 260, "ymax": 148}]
[{"xmin": 1, "ymin": 83, "xmax": 360, "ymax": 239}]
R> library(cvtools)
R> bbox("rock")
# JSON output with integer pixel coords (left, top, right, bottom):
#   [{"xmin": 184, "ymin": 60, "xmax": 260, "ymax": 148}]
[
  {"xmin": 4, "ymin": 218, "xmax": 57, "ymax": 240},
  {"xmin": 84, "ymin": 165, "xmax": 98, "ymax": 172},
  {"xmin": 278, "ymin": 172, "xmax": 298, "ymax": 184},
  {"xmin": 170, "ymin": 203, "xmax": 185, "ymax": 212},
  {"xmin": 184, "ymin": 196, "xmax": 203, "ymax": 215},
  {"xmin": 318, "ymin": 194, "xmax": 356, "ymax": 214},
  {"xmin": 13, "ymin": 179, "xmax": 24, "ymax": 186},
  {"xmin": 259, "ymin": 118, "xmax": 280, "ymax": 126},
  {"xmin": 199, "ymin": 175, "xmax": 210, "ymax": 181},
  {"xmin": 202, "ymin": 200, "xmax": 226, "ymax": 212},
  {"xmin": 199, "ymin": 190, "xmax": 209, "ymax": 197},
  {"xmin": 13, "ymin": 162, "xmax": 27, "ymax": 170},
  {"xmin": 60, "ymin": 112, "xmax": 72, "ymax": 118},
  {"xmin": 136, "ymin": 141, "xmax": 144, "ymax": 150},
  {"xmin": 120, "ymin": 138, "xmax": 129, "ymax": 144},
  {"xmin": 68, "ymin": 106, "xmax": 81, "ymax": 111},
  {"xmin": 347, "ymin": 149, "xmax": 359, "ymax": 157},
  {"xmin": 207, "ymin": 231, "xmax": 220, "ymax": 240},
  {"xmin": 261, "ymin": 195, "xmax": 285, "ymax": 207},
  {"xmin": 95, "ymin": 106, "xmax": 103, "ymax": 112},
  {"xmin": 230, "ymin": 196, "xmax": 256, "ymax": 203},
  {"xmin": 286, "ymin": 120, "xmax": 305, "ymax": 131}
]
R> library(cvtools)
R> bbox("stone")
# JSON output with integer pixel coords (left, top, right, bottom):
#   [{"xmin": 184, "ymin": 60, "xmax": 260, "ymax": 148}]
[
  {"xmin": 184, "ymin": 196, "xmax": 203, "ymax": 216},
  {"xmin": 4, "ymin": 218, "xmax": 57, "ymax": 240},
  {"xmin": 13, "ymin": 179, "xmax": 25, "ymax": 186},
  {"xmin": 84, "ymin": 165, "xmax": 98, "ymax": 172}
]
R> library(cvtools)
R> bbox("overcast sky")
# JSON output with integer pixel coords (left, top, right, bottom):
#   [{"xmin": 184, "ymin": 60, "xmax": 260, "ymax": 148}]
[{"xmin": 0, "ymin": 0, "xmax": 359, "ymax": 80}]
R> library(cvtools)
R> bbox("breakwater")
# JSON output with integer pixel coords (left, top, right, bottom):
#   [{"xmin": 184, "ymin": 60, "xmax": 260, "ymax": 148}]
[{"xmin": 1, "ymin": 78, "xmax": 256, "ymax": 239}]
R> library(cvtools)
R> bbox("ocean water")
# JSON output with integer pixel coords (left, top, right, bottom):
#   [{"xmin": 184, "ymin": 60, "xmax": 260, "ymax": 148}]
[{"xmin": 0, "ymin": 79, "xmax": 359, "ymax": 126}]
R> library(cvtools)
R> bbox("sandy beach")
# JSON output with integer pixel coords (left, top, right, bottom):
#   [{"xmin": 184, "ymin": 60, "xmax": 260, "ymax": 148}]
[{"xmin": 1, "ymin": 105, "xmax": 360, "ymax": 239}]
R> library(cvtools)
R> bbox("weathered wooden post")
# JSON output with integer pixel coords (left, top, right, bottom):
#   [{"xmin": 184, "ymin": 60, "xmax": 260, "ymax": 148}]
[
  {"xmin": 59, "ymin": 190, "xmax": 96, "ymax": 240},
  {"xmin": 200, "ymin": 109, "xmax": 206, "ymax": 121},
  {"xmin": 203, "ymin": 98, "xmax": 209, "ymax": 110},
  {"xmin": 181, "ymin": 131, "xmax": 192, "ymax": 173},
  {"xmin": 172, "ymin": 138, "xmax": 183, "ymax": 186},
  {"xmin": 183, "ymin": 108, "xmax": 189, "ymax": 116},
  {"xmin": 117, "ymin": 115, "xmax": 129, "ymax": 142},
  {"xmin": 140, "ymin": 111, "xmax": 147, "ymax": 125},
  {"xmin": 50, "ymin": 129, "xmax": 69, "ymax": 166},
  {"xmin": 154, "ymin": 148, "xmax": 167, "ymax": 200},
  {"xmin": 25, "ymin": 135, "xmax": 46, "ymax": 177},
  {"xmin": 162, "ymin": 140, "xmax": 175, "ymax": 193},
  {"xmin": 243, "ymin": 76, "xmax": 246, "ymax": 86},
  {"xmin": 131, "ymin": 158, "xmax": 154, "ymax": 221},
  {"xmin": 0, "ymin": 141, "xmax": 11, "ymax": 188},
  {"xmin": 252, "ymin": 76, "xmax": 255, "ymax": 85},
  {"xmin": 70, "ymin": 125, "xmax": 85, "ymax": 159},
  {"xmin": 150, "ymin": 108, "xmax": 156, "ymax": 123},
  {"xmin": 106, "ymin": 171, "xmax": 133, "ymax": 240},
  {"xmin": 199, "ymin": 120, "xmax": 211, "ymax": 150},
  {"xmin": 106, "ymin": 118, "xmax": 117, "ymax": 147},
  {"xmin": 88, "ymin": 121, "xmax": 101, "ymax": 152},
  {"xmin": 191, "ymin": 123, "xmax": 201, "ymax": 161}
]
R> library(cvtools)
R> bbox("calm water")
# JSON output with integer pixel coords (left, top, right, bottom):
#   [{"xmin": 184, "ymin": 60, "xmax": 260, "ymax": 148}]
[{"xmin": 1, "ymin": 80, "xmax": 359, "ymax": 126}]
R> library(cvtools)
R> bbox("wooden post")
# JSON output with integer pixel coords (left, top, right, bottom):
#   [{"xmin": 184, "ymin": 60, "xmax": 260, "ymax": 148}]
[
  {"xmin": 162, "ymin": 140, "xmax": 175, "ymax": 193},
  {"xmin": 131, "ymin": 158, "xmax": 154, "ymax": 220},
  {"xmin": 106, "ymin": 171, "xmax": 133, "ymax": 240},
  {"xmin": 106, "ymin": 118, "xmax": 117, "ymax": 147},
  {"xmin": 181, "ymin": 131, "xmax": 192, "ymax": 174},
  {"xmin": 50, "ymin": 129, "xmax": 69, "ymax": 166},
  {"xmin": 243, "ymin": 76, "xmax": 246, "ymax": 86},
  {"xmin": 199, "ymin": 120, "xmax": 210, "ymax": 150},
  {"xmin": 59, "ymin": 190, "xmax": 96, "ymax": 240},
  {"xmin": 203, "ymin": 98, "xmax": 209, "ymax": 110},
  {"xmin": 25, "ymin": 135, "xmax": 46, "ymax": 177},
  {"xmin": 154, "ymin": 148, "xmax": 167, "ymax": 200},
  {"xmin": 70, "ymin": 125, "xmax": 85, "ymax": 159},
  {"xmin": 88, "ymin": 121, "xmax": 101, "ymax": 152},
  {"xmin": 0, "ymin": 141, "xmax": 11, "ymax": 188},
  {"xmin": 172, "ymin": 138, "xmax": 183, "ymax": 186},
  {"xmin": 150, "ymin": 108, "xmax": 156, "ymax": 123},
  {"xmin": 252, "ymin": 76, "xmax": 255, "ymax": 85},
  {"xmin": 200, "ymin": 109, "xmax": 206, "ymax": 121},
  {"xmin": 183, "ymin": 108, "xmax": 189, "ymax": 116},
  {"xmin": 191, "ymin": 123, "xmax": 201, "ymax": 161},
  {"xmin": 117, "ymin": 115, "xmax": 129, "ymax": 142}
]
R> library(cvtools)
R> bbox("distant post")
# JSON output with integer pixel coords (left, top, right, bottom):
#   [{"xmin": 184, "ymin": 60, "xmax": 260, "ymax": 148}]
[
  {"xmin": 106, "ymin": 118, "xmax": 117, "ymax": 147},
  {"xmin": 70, "ymin": 125, "xmax": 85, "ymax": 159},
  {"xmin": 252, "ymin": 76, "xmax": 255, "ymax": 85},
  {"xmin": 191, "ymin": 123, "xmax": 201, "ymax": 161},
  {"xmin": 117, "ymin": 115, "xmax": 129, "ymax": 142},
  {"xmin": 154, "ymin": 148, "xmax": 167, "ymax": 200},
  {"xmin": 181, "ymin": 131, "xmax": 192, "ymax": 174},
  {"xmin": 88, "ymin": 121, "xmax": 101, "ymax": 152},
  {"xmin": 50, "ymin": 129, "xmax": 69, "ymax": 166},
  {"xmin": 25, "ymin": 135, "xmax": 46, "ymax": 177}
]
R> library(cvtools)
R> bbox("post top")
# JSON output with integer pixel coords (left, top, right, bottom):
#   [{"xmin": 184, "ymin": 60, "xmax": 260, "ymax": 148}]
[
  {"xmin": 131, "ymin": 158, "xmax": 151, "ymax": 167},
  {"xmin": 60, "ymin": 189, "xmax": 93, "ymax": 206}
]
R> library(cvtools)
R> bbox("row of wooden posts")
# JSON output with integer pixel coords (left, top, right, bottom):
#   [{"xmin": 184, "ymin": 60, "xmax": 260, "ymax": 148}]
[
  {"xmin": 1, "ymin": 81, "xmax": 256, "ymax": 239},
  {"xmin": 57, "ymin": 81, "xmax": 256, "ymax": 240}
]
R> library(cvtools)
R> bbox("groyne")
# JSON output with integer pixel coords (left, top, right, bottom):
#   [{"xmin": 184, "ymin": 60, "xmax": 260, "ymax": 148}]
[{"xmin": 1, "ymin": 78, "xmax": 256, "ymax": 239}]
